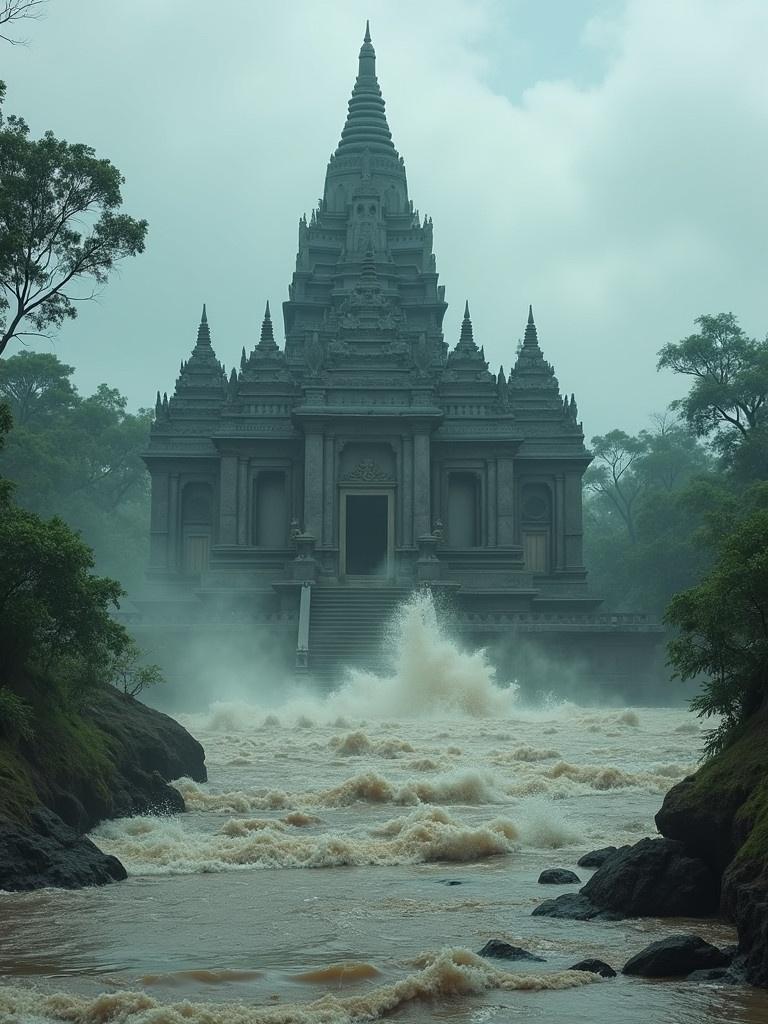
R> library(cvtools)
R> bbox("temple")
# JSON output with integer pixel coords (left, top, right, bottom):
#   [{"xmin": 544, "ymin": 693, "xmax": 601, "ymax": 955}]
[{"xmin": 140, "ymin": 25, "xmax": 663, "ymax": 694}]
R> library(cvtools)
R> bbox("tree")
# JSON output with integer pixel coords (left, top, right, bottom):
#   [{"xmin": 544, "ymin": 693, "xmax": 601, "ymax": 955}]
[
  {"xmin": 666, "ymin": 499, "xmax": 768, "ymax": 756},
  {"xmin": 0, "ymin": 82, "xmax": 148, "ymax": 356},
  {"xmin": 585, "ymin": 430, "xmax": 647, "ymax": 543},
  {"xmin": 108, "ymin": 639, "xmax": 163, "ymax": 698},
  {"xmin": 657, "ymin": 313, "xmax": 768, "ymax": 464},
  {"xmin": 0, "ymin": 0, "xmax": 47, "ymax": 45},
  {"xmin": 0, "ymin": 349, "xmax": 76, "ymax": 424}
]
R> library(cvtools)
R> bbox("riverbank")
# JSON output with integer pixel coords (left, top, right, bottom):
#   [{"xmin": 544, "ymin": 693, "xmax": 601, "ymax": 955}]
[{"xmin": 0, "ymin": 685, "xmax": 206, "ymax": 890}]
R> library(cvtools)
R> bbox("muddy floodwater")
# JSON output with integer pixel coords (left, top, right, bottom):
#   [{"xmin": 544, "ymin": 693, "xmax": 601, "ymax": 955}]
[{"xmin": 1, "ymin": 599, "xmax": 767, "ymax": 1023}]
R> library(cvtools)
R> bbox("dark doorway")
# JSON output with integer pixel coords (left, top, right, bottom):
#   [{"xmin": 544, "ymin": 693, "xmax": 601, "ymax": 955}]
[{"xmin": 345, "ymin": 494, "xmax": 388, "ymax": 576}]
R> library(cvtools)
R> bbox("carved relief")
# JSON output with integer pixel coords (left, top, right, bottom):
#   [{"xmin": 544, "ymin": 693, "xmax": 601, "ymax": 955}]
[{"xmin": 341, "ymin": 459, "xmax": 393, "ymax": 483}]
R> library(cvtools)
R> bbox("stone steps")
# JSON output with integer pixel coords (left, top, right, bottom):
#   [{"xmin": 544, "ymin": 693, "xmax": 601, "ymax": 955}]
[{"xmin": 307, "ymin": 586, "xmax": 412, "ymax": 681}]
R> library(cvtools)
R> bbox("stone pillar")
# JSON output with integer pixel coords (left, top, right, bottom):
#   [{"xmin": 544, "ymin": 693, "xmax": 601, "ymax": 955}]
[
  {"xmin": 487, "ymin": 459, "xmax": 497, "ymax": 547},
  {"xmin": 219, "ymin": 455, "xmax": 238, "ymax": 545},
  {"xmin": 564, "ymin": 471, "xmax": 584, "ymax": 568},
  {"xmin": 402, "ymin": 435, "xmax": 413, "ymax": 546},
  {"xmin": 237, "ymin": 458, "xmax": 248, "ymax": 546},
  {"xmin": 322, "ymin": 434, "xmax": 335, "ymax": 547},
  {"xmin": 413, "ymin": 433, "xmax": 431, "ymax": 537},
  {"xmin": 555, "ymin": 474, "xmax": 566, "ymax": 570},
  {"xmin": 149, "ymin": 471, "xmax": 170, "ymax": 568},
  {"xmin": 303, "ymin": 433, "xmax": 324, "ymax": 539},
  {"xmin": 430, "ymin": 458, "xmax": 440, "ymax": 530},
  {"xmin": 497, "ymin": 458, "xmax": 515, "ymax": 545},
  {"xmin": 168, "ymin": 472, "xmax": 180, "ymax": 569}
]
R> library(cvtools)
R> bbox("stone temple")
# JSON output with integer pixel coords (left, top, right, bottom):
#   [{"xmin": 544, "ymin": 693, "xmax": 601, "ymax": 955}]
[{"xmin": 141, "ymin": 25, "xmax": 663, "ymax": 695}]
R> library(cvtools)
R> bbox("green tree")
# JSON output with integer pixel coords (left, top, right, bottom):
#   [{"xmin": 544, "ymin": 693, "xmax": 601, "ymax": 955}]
[
  {"xmin": 0, "ymin": 349, "xmax": 76, "ymax": 424},
  {"xmin": 657, "ymin": 313, "xmax": 768, "ymax": 468},
  {"xmin": 0, "ymin": 82, "xmax": 147, "ymax": 355},
  {"xmin": 666, "ymin": 493, "xmax": 768, "ymax": 755}
]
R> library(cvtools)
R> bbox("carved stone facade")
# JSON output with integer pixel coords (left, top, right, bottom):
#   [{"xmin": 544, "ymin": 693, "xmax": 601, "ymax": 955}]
[{"xmin": 141, "ymin": 26, "xmax": 663, "ymax": 693}]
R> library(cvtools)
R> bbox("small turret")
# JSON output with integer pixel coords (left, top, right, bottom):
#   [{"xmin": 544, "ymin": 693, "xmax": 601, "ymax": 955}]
[{"xmin": 258, "ymin": 301, "xmax": 278, "ymax": 352}]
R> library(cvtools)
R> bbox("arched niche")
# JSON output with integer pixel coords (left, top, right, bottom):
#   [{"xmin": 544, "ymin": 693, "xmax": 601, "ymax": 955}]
[{"xmin": 520, "ymin": 482, "xmax": 553, "ymax": 573}]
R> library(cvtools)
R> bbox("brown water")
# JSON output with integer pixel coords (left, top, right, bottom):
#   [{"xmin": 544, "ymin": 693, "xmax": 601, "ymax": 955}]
[{"xmin": 1, "ymin": 596, "xmax": 767, "ymax": 1023}]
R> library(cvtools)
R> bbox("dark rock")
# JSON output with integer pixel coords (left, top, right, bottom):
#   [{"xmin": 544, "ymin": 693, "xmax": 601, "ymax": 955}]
[
  {"xmin": 577, "ymin": 847, "xmax": 617, "ymax": 869},
  {"xmin": 532, "ymin": 892, "xmax": 625, "ymax": 921},
  {"xmin": 538, "ymin": 868, "xmax": 580, "ymax": 885},
  {"xmin": 580, "ymin": 837, "xmax": 719, "ymax": 917},
  {"xmin": 438, "ymin": 879, "xmax": 463, "ymax": 886},
  {"xmin": 687, "ymin": 967, "xmax": 738, "ymax": 983},
  {"xmin": 623, "ymin": 935, "xmax": 730, "ymax": 977},
  {"xmin": 0, "ymin": 807, "xmax": 126, "ymax": 891},
  {"xmin": 477, "ymin": 940, "xmax": 546, "ymax": 962},
  {"xmin": 569, "ymin": 958, "xmax": 616, "ymax": 978}
]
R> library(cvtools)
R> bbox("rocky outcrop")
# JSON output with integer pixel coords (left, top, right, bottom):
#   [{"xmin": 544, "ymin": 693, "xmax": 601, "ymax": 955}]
[
  {"xmin": 622, "ymin": 934, "xmax": 730, "ymax": 977},
  {"xmin": 655, "ymin": 709, "xmax": 768, "ymax": 987},
  {"xmin": 0, "ymin": 687, "xmax": 206, "ymax": 891},
  {"xmin": 533, "ymin": 838, "xmax": 718, "ymax": 920},
  {"xmin": 0, "ymin": 807, "xmax": 127, "ymax": 891},
  {"xmin": 577, "ymin": 846, "xmax": 617, "ymax": 868}
]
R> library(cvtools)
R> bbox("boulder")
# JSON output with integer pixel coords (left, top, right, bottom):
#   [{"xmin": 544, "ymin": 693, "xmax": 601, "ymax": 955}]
[
  {"xmin": 477, "ymin": 940, "xmax": 545, "ymax": 962},
  {"xmin": 0, "ymin": 807, "xmax": 126, "ymax": 891},
  {"xmin": 532, "ymin": 892, "xmax": 624, "ymax": 921},
  {"xmin": 580, "ymin": 837, "xmax": 718, "ymax": 917},
  {"xmin": 568, "ymin": 958, "xmax": 616, "ymax": 978},
  {"xmin": 538, "ymin": 868, "xmax": 580, "ymax": 885},
  {"xmin": 577, "ymin": 847, "xmax": 617, "ymax": 868},
  {"xmin": 622, "ymin": 935, "xmax": 730, "ymax": 977}
]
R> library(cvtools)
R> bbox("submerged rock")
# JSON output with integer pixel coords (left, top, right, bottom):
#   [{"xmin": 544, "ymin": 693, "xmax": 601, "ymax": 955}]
[
  {"xmin": 577, "ymin": 847, "xmax": 617, "ymax": 868},
  {"xmin": 532, "ymin": 892, "xmax": 624, "ymax": 921},
  {"xmin": 569, "ymin": 958, "xmax": 617, "ymax": 978},
  {"xmin": 477, "ymin": 940, "xmax": 546, "ymax": 962},
  {"xmin": 538, "ymin": 868, "xmax": 581, "ymax": 885},
  {"xmin": 0, "ymin": 807, "xmax": 127, "ymax": 891},
  {"xmin": 622, "ymin": 934, "xmax": 730, "ymax": 977}
]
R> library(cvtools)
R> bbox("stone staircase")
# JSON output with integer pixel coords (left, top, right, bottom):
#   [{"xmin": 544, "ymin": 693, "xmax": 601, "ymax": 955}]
[{"xmin": 307, "ymin": 585, "xmax": 413, "ymax": 685}]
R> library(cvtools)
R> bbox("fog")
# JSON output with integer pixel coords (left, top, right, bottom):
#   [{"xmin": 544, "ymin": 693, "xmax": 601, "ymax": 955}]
[{"xmin": 4, "ymin": 0, "xmax": 768, "ymax": 435}]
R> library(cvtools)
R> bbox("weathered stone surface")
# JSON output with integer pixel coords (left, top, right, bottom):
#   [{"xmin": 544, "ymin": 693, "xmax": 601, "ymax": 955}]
[
  {"xmin": 477, "ymin": 940, "xmax": 545, "ymax": 962},
  {"xmin": 622, "ymin": 935, "xmax": 730, "ymax": 977},
  {"xmin": 568, "ymin": 958, "xmax": 616, "ymax": 978},
  {"xmin": 538, "ymin": 868, "xmax": 580, "ymax": 885},
  {"xmin": 577, "ymin": 847, "xmax": 617, "ymax": 868},
  {"xmin": 0, "ymin": 808, "xmax": 127, "ymax": 891},
  {"xmin": 531, "ymin": 892, "xmax": 624, "ymax": 921},
  {"xmin": 580, "ymin": 837, "xmax": 719, "ymax": 917}
]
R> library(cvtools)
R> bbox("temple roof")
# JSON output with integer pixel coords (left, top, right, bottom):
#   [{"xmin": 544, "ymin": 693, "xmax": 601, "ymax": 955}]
[{"xmin": 334, "ymin": 22, "xmax": 396, "ymax": 157}]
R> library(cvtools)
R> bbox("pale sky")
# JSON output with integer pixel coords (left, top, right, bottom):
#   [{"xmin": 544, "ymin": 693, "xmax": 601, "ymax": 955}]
[{"xmin": 3, "ymin": 0, "xmax": 767, "ymax": 437}]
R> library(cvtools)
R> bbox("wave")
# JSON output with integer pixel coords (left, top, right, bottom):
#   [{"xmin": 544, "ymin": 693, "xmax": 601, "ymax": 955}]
[
  {"xmin": 174, "ymin": 768, "xmax": 506, "ymax": 813},
  {"xmin": 329, "ymin": 731, "xmax": 415, "ymax": 758},
  {"xmin": 0, "ymin": 949, "xmax": 596, "ymax": 1023},
  {"xmin": 89, "ymin": 808, "xmax": 519, "ymax": 875}
]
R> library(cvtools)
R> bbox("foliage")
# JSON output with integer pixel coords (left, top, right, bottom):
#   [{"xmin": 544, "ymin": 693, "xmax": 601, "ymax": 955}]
[
  {"xmin": 108, "ymin": 639, "xmax": 164, "ymax": 698},
  {"xmin": 0, "ymin": 498, "xmax": 129, "ymax": 696},
  {"xmin": 658, "ymin": 313, "xmax": 768, "ymax": 469},
  {"xmin": 666, "ymin": 499, "xmax": 768, "ymax": 756},
  {"xmin": 0, "ymin": 82, "xmax": 147, "ymax": 356},
  {"xmin": 0, "ymin": 352, "xmax": 151, "ymax": 588},
  {"xmin": 0, "ymin": 686, "xmax": 33, "ymax": 739},
  {"xmin": 583, "ymin": 417, "xmax": 714, "ymax": 613}
]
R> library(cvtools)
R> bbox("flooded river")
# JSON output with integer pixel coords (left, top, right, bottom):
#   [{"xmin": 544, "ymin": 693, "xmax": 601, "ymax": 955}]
[{"xmin": 1, "ymin": 596, "xmax": 767, "ymax": 1023}]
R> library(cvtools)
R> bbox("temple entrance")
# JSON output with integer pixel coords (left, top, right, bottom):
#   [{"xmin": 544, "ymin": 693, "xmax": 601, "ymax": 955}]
[{"xmin": 342, "ymin": 492, "xmax": 391, "ymax": 578}]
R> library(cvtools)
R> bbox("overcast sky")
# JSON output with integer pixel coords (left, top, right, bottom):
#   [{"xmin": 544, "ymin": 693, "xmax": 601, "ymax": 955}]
[{"xmin": 3, "ymin": 0, "xmax": 767, "ymax": 437}]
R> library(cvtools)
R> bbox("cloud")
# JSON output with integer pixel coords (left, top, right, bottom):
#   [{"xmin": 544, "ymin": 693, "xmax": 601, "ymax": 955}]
[{"xmin": 2, "ymin": 0, "xmax": 766, "ymax": 436}]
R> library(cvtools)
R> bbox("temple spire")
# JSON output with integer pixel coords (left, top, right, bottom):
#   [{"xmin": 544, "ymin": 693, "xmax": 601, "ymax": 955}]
[
  {"xmin": 258, "ymin": 301, "xmax": 277, "ymax": 350},
  {"xmin": 457, "ymin": 300, "xmax": 475, "ymax": 350},
  {"xmin": 523, "ymin": 304, "xmax": 539, "ymax": 348},
  {"xmin": 196, "ymin": 303, "xmax": 211, "ymax": 346},
  {"xmin": 335, "ymin": 23, "xmax": 394, "ymax": 156}
]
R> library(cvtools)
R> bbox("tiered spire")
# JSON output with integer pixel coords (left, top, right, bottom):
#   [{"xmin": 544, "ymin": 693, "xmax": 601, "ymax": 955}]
[
  {"xmin": 257, "ymin": 301, "xmax": 278, "ymax": 351},
  {"xmin": 446, "ymin": 301, "xmax": 487, "ymax": 370},
  {"xmin": 510, "ymin": 305, "xmax": 557, "ymax": 390},
  {"xmin": 522, "ymin": 304, "xmax": 539, "ymax": 348},
  {"xmin": 171, "ymin": 305, "xmax": 227, "ymax": 398},
  {"xmin": 335, "ymin": 23, "xmax": 395, "ymax": 156}
]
